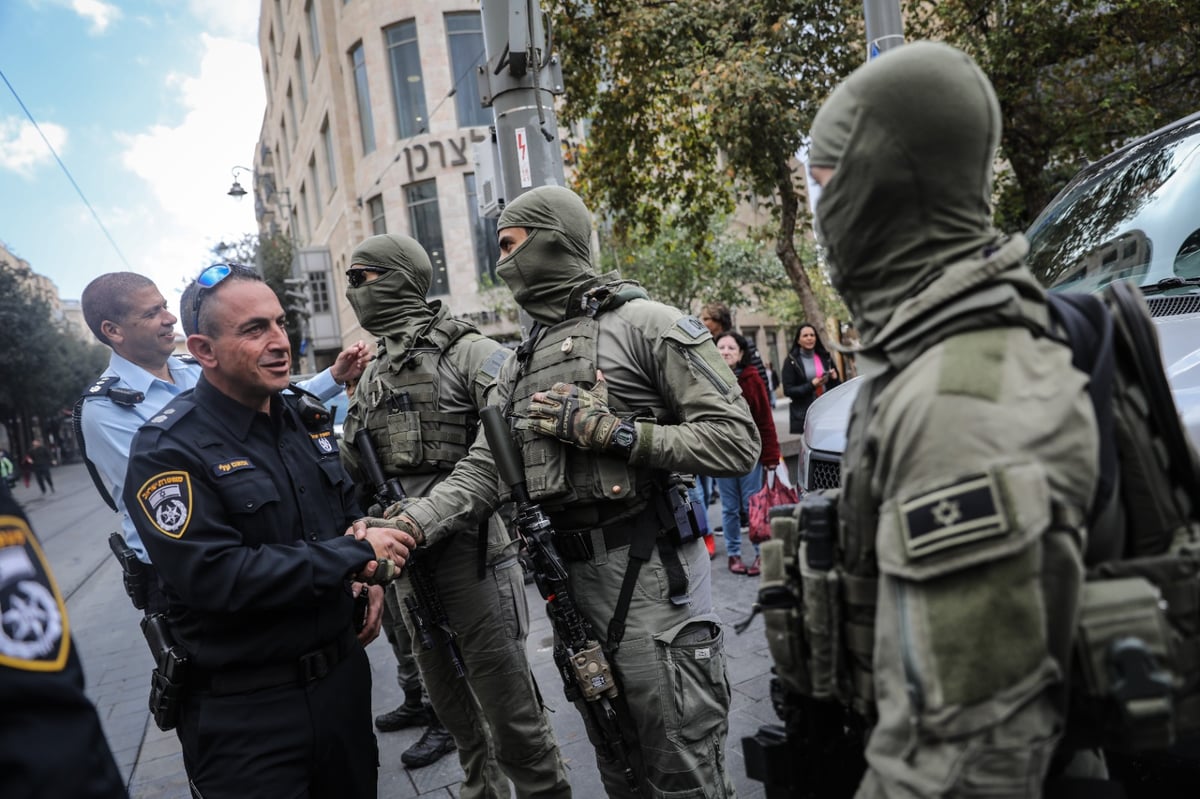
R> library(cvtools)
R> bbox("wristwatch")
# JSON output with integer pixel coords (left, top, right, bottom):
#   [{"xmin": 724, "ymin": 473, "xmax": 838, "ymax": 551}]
[{"xmin": 609, "ymin": 421, "xmax": 638, "ymax": 458}]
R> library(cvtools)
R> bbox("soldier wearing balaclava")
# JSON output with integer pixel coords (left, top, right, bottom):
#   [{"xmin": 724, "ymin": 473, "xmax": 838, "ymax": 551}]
[
  {"xmin": 339, "ymin": 234, "xmax": 571, "ymax": 796},
  {"xmin": 392, "ymin": 186, "xmax": 760, "ymax": 797},
  {"xmin": 804, "ymin": 42, "xmax": 1100, "ymax": 796}
]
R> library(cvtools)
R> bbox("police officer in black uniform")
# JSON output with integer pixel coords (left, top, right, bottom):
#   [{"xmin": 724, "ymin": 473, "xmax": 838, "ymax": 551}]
[
  {"xmin": 0, "ymin": 478, "xmax": 128, "ymax": 799},
  {"xmin": 123, "ymin": 264, "xmax": 416, "ymax": 798}
]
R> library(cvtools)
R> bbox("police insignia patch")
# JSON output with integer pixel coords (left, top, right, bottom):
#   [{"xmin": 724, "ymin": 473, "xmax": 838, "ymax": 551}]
[
  {"xmin": 0, "ymin": 515, "xmax": 69, "ymax": 672},
  {"xmin": 676, "ymin": 316, "xmax": 709, "ymax": 338},
  {"xmin": 309, "ymin": 430, "xmax": 338, "ymax": 455},
  {"xmin": 898, "ymin": 473, "xmax": 1008, "ymax": 559},
  {"xmin": 136, "ymin": 471, "xmax": 193, "ymax": 539}
]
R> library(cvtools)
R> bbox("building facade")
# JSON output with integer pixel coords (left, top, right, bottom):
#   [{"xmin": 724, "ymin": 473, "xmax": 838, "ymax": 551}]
[{"xmin": 252, "ymin": 0, "xmax": 512, "ymax": 369}]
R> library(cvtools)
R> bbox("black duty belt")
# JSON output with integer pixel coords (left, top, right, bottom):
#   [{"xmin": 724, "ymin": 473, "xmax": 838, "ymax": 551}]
[
  {"xmin": 554, "ymin": 502, "xmax": 661, "ymax": 562},
  {"xmin": 191, "ymin": 630, "xmax": 356, "ymax": 696}
]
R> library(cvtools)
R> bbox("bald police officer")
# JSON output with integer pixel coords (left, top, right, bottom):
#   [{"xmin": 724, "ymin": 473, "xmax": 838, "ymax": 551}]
[
  {"xmin": 388, "ymin": 186, "xmax": 760, "ymax": 798},
  {"xmin": 124, "ymin": 264, "xmax": 412, "ymax": 798}
]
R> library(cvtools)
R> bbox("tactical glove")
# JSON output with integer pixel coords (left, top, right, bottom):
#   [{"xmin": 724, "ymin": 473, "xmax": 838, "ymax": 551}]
[{"xmin": 525, "ymin": 380, "xmax": 636, "ymax": 457}]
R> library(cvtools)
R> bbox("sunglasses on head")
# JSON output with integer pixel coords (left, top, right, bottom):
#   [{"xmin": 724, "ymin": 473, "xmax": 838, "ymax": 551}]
[
  {"xmin": 345, "ymin": 267, "xmax": 385, "ymax": 289},
  {"xmin": 190, "ymin": 263, "xmax": 237, "ymax": 328}
]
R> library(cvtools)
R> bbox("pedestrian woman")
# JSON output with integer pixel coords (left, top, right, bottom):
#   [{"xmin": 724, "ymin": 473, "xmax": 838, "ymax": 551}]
[
  {"xmin": 714, "ymin": 331, "xmax": 781, "ymax": 576},
  {"xmin": 781, "ymin": 323, "xmax": 840, "ymax": 436}
]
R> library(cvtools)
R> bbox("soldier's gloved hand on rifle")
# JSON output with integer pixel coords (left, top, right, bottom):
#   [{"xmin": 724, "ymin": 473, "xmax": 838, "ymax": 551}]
[
  {"xmin": 526, "ymin": 371, "xmax": 637, "ymax": 458},
  {"xmin": 344, "ymin": 517, "xmax": 421, "ymax": 583}
]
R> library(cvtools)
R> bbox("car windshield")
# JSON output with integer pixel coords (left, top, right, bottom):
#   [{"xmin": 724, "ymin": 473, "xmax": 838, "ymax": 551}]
[{"xmin": 1026, "ymin": 115, "xmax": 1200, "ymax": 294}]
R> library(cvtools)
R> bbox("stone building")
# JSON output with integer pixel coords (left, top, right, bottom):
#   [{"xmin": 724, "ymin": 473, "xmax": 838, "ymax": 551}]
[{"xmin": 250, "ymin": 0, "xmax": 513, "ymax": 370}]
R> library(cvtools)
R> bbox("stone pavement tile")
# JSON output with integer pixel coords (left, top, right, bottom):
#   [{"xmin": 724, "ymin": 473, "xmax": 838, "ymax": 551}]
[{"xmin": 130, "ymin": 775, "xmax": 191, "ymax": 799}]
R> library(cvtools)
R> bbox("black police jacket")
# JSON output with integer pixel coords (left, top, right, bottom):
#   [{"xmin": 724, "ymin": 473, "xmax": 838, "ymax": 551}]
[{"xmin": 124, "ymin": 376, "xmax": 374, "ymax": 672}]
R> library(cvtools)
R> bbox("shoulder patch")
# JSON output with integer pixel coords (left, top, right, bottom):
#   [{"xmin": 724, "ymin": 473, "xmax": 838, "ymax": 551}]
[
  {"xmin": 0, "ymin": 515, "xmax": 69, "ymax": 672},
  {"xmin": 898, "ymin": 473, "xmax": 1009, "ymax": 560},
  {"xmin": 309, "ymin": 430, "xmax": 339, "ymax": 456},
  {"xmin": 211, "ymin": 458, "xmax": 255, "ymax": 477},
  {"xmin": 675, "ymin": 315, "xmax": 709, "ymax": 339},
  {"xmin": 136, "ymin": 472, "xmax": 193, "ymax": 539},
  {"xmin": 938, "ymin": 329, "xmax": 1007, "ymax": 400},
  {"xmin": 81, "ymin": 375, "xmax": 120, "ymax": 399},
  {"xmin": 479, "ymin": 348, "xmax": 509, "ymax": 380},
  {"xmin": 141, "ymin": 398, "xmax": 194, "ymax": 431}
]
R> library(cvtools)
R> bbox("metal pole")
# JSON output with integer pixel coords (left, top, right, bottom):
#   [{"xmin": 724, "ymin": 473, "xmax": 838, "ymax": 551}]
[
  {"xmin": 476, "ymin": 0, "xmax": 566, "ymax": 216},
  {"xmin": 863, "ymin": 0, "xmax": 905, "ymax": 60}
]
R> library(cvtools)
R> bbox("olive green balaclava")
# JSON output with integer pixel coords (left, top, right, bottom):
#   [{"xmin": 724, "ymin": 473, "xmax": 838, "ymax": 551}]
[
  {"xmin": 496, "ymin": 185, "xmax": 606, "ymax": 326},
  {"xmin": 809, "ymin": 41, "xmax": 1004, "ymax": 346},
  {"xmin": 346, "ymin": 233, "xmax": 438, "ymax": 352}
]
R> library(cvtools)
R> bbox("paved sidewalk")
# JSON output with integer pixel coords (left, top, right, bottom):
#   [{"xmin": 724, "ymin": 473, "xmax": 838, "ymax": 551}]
[{"xmin": 21, "ymin": 403, "xmax": 796, "ymax": 797}]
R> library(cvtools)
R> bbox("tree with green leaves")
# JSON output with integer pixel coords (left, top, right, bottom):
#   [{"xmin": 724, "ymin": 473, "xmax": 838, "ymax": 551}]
[
  {"xmin": 211, "ymin": 232, "xmax": 302, "ymax": 356},
  {"xmin": 905, "ymin": 0, "xmax": 1200, "ymax": 231},
  {"xmin": 550, "ymin": 0, "xmax": 862, "ymax": 333}
]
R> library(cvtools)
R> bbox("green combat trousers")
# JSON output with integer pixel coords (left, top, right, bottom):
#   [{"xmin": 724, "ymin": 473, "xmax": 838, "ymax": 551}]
[
  {"xmin": 565, "ymin": 535, "xmax": 737, "ymax": 798},
  {"xmin": 396, "ymin": 517, "xmax": 571, "ymax": 799}
]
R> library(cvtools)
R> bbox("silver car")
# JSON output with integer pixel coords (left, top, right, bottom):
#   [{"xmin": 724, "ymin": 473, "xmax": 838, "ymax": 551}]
[{"xmin": 799, "ymin": 111, "xmax": 1200, "ymax": 491}]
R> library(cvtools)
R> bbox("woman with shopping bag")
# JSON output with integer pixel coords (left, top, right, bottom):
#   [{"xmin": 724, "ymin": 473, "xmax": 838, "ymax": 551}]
[{"xmin": 714, "ymin": 332, "xmax": 781, "ymax": 576}]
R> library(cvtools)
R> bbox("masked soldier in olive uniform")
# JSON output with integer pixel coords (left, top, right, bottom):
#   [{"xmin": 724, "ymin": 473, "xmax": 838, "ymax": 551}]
[
  {"xmin": 389, "ymin": 186, "xmax": 760, "ymax": 798},
  {"xmin": 340, "ymin": 233, "xmax": 571, "ymax": 798},
  {"xmin": 803, "ymin": 42, "xmax": 1100, "ymax": 796}
]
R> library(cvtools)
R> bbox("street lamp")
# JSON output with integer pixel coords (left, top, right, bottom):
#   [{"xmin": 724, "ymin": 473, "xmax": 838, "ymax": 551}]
[{"xmin": 225, "ymin": 164, "xmax": 314, "ymax": 372}]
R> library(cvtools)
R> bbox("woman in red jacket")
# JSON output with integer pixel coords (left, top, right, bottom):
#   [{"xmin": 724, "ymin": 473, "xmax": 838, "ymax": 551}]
[{"xmin": 714, "ymin": 332, "xmax": 781, "ymax": 576}]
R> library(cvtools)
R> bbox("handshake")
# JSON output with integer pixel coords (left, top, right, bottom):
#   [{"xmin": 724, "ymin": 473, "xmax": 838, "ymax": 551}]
[{"xmin": 344, "ymin": 512, "xmax": 425, "ymax": 585}]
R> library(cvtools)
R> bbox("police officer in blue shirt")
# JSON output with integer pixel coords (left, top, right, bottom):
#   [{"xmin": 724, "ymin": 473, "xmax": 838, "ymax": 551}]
[
  {"xmin": 78, "ymin": 270, "xmax": 368, "ymax": 612},
  {"xmin": 123, "ymin": 264, "xmax": 412, "ymax": 798}
]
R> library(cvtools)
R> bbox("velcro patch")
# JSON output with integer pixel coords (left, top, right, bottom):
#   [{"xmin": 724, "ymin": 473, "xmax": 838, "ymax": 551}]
[
  {"xmin": 136, "ymin": 471, "xmax": 193, "ymax": 539},
  {"xmin": 675, "ymin": 315, "xmax": 709, "ymax": 339},
  {"xmin": 0, "ymin": 515, "xmax": 69, "ymax": 672},
  {"xmin": 899, "ymin": 473, "xmax": 1008, "ymax": 560},
  {"xmin": 310, "ymin": 430, "xmax": 339, "ymax": 455},
  {"xmin": 212, "ymin": 458, "xmax": 255, "ymax": 477}
]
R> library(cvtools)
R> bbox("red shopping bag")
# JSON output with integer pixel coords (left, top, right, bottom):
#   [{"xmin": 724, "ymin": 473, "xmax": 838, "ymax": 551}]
[{"xmin": 748, "ymin": 464, "xmax": 799, "ymax": 544}]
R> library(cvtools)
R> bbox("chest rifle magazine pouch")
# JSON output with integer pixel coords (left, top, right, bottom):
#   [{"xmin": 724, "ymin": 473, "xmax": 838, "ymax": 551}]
[{"xmin": 1072, "ymin": 575, "xmax": 1177, "ymax": 751}]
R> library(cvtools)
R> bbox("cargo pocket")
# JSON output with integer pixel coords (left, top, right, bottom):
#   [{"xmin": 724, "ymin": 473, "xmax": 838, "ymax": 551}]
[
  {"xmin": 656, "ymin": 619, "xmax": 731, "ymax": 747},
  {"xmin": 491, "ymin": 555, "xmax": 529, "ymax": 641}
]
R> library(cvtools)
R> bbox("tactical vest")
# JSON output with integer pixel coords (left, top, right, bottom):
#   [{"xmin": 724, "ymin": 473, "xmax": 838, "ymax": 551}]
[
  {"xmin": 352, "ymin": 317, "xmax": 487, "ymax": 475},
  {"xmin": 509, "ymin": 312, "xmax": 658, "ymax": 530}
]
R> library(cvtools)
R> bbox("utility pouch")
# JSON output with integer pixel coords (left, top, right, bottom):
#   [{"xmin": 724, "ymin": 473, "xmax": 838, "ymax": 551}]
[
  {"xmin": 384, "ymin": 410, "xmax": 424, "ymax": 468},
  {"xmin": 800, "ymin": 547, "xmax": 842, "ymax": 700},
  {"xmin": 759, "ymin": 505, "xmax": 810, "ymax": 698},
  {"xmin": 665, "ymin": 475, "xmax": 705, "ymax": 545},
  {"xmin": 1072, "ymin": 575, "xmax": 1176, "ymax": 751}
]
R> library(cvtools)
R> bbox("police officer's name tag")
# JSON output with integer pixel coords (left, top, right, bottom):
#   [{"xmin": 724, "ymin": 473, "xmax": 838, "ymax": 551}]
[
  {"xmin": 212, "ymin": 458, "xmax": 255, "ymax": 477},
  {"xmin": 136, "ymin": 471, "xmax": 193, "ymax": 539},
  {"xmin": 898, "ymin": 473, "xmax": 1008, "ymax": 560},
  {"xmin": 309, "ymin": 430, "xmax": 338, "ymax": 455}
]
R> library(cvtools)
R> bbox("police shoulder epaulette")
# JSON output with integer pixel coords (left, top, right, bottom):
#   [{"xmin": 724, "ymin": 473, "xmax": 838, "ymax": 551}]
[
  {"xmin": 142, "ymin": 397, "xmax": 195, "ymax": 431},
  {"xmin": 80, "ymin": 375, "xmax": 144, "ymax": 407}
]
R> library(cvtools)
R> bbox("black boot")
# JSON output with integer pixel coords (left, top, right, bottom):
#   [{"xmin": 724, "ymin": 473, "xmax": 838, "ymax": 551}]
[
  {"xmin": 400, "ymin": 716, "xmax": 457, "ymax": 768},
  {"xmin": 374, "ymin": 686, "xmax": 431, "ymax": 732}
]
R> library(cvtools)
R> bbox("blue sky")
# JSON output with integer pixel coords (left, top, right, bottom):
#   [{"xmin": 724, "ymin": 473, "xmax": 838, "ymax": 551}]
[{"xmin": 0, "ymin": 0, "xmax": 265, "ymax": 313}]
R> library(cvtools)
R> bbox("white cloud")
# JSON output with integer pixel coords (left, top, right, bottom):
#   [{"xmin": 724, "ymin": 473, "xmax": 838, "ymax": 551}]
[
  {"xmin": 187, "ymin": 0, "xmax": 261, "ymax": 43},
  {"xmin": 117, "ymin": 32, "xmax": 264, "ymax": 306},
  {"xmin": 0, "ymin": 117, "xmax": 68, "ymax": 176},
  {"xmin": 36, "ymin": 0, "xmax": 122, "ymax": 34}
]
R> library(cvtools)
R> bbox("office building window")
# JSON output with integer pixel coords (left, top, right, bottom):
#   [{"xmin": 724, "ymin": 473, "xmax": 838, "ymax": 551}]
[
  {"xmin": 350, "ymin": 42, "xmax": 376, "ymax": 155},
  {"xmin": 308, "ymin": 271, "xmax": 331, "ymax": 313},
  {"xmin": 308, "ymin": 154, "xmax": 322, "ymax": 210},
  {"xmin": 294, "ymin": 44, "xmax": 307, "ymax": 107},
  {"xmin": 385, "ymin": 21, "xmax": 428, "ymax": 139},
  {"xmin": 299, "ymin": 183, "xmax": 311, "ymax": 243},
  {"xmin": 445, "ymin": 12, "xmax": 490, "ymax": 128},
  {"xmin": 321, "ymin": 116, "xmax": 337, "ymax": 190},
  {"xmin": 464, "ymin": 174, "xmax": 500, "ymax": 283},
  {"xmin": 286, "ymin": 84, "xmax": 298, "ymax": 148},
  {"xmin": 367, "ymin": 194, "xmax": 386, "ymax": 234},
  {"xmin": 406, "ymin": 180, "xmax": 447, "ymax": 295},
  {"xmin": 305, "ymin": 1, "xmax": 320, "ymax": 71}
]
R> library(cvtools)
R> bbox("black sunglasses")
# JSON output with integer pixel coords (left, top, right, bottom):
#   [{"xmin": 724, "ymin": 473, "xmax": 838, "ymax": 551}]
[
  {"xmin": 190, "ymin": 263, "xmax": 236, "ymax": 329},
  {"xmin": 345, "ymin": 267, "xmax": 385, "ymax": 289}
]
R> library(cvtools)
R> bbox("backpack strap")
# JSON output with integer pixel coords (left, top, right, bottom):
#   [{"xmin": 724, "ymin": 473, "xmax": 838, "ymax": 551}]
[{"xmin": 74, "ymin": 376, "xmax": 145, "ymax": 512}]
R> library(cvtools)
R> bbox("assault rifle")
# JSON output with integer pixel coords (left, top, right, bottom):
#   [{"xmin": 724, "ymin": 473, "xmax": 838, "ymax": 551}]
[
  {"xmin": 480, "ymin": 405, "xmax": 642, "ymax": 795},
  {"xmin": 353, "ymin": 428, "xmax": 464, "ymax": 676}
]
